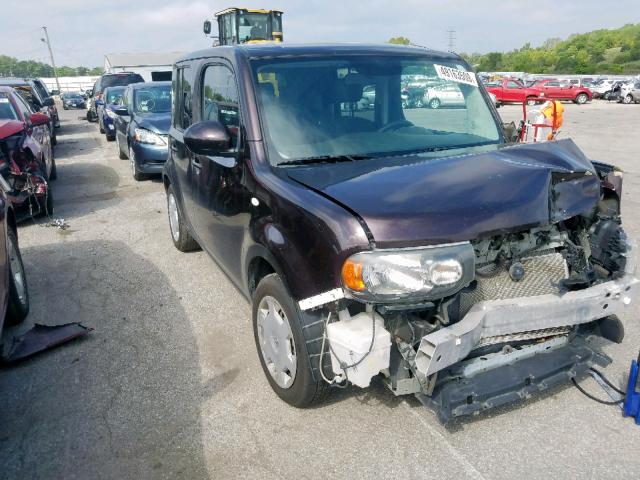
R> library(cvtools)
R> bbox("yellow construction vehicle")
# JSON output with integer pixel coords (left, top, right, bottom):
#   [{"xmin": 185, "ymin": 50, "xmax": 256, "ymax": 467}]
[{"xmin": 203, "ymin": 7, "xmax": 283, "ymax": 46}]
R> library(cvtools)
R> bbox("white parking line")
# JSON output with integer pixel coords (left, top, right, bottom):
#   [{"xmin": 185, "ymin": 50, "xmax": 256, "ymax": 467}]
[{"xmin": 402, "ymin": 401, "xmax": 486, "ymax": 480}]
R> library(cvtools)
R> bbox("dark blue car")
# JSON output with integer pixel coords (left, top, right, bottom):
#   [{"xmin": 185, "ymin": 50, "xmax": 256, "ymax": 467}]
[
  {"xmin": 114, "ymin": 81, "xmax": 171, "ymax": 181},
  {"xmin": 98, "ymin": 86, "xmax": 126, "ymax": 141}
]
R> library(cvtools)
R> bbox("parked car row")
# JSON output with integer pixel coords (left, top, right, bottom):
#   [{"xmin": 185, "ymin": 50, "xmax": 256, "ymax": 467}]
[
  {"xmin": 88, "ymin": 72, "xmax": 171, "ymax": 181},
  {"xmin": 483, "ymin": 77, "xmax": 592, "ymax": 105}
]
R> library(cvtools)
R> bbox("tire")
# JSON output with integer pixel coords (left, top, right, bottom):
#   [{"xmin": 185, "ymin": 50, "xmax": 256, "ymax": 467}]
[
  {"xmin": 5, "ymin": 227, "xmax": 29, "ymax": 325},
  {"xmin": 252, "ymin": 273, "xmax": 329, "ymax": 407},
  {"xmin": 166, "ymin": 184, "xmax": 199, "ymax": 252},
  {"xmin": 575, "ymin": 93, "xmax": 588, "ymax": 104},
  {"xmin": 623, "ymin": 94, "xmax": 633, "ymax": 105},
  {"xmin": 117, "ymin": 135, "xmax": 128, "ymax": 159},
  {"xmin": 106, "ymin": 134, "xmax": 115, "ymax": 142},
  {"xmin": 415, "ymin": 99, "xmax": 424, "ymax": 108},
  {"xmin": 130, "ymin": 147, "xmax": 146, "ymax": 181},
  {"xmin": 63, "ymin": 106, "xmax": 68, "ymax": 110},
  {"xmin": 526, "ymin": 97, "xmax": 537, "ymax": 106},
  {"xmin": 429, "ymin": 98, "xmax": 441, "ymax": 109},
  {"xmin": 99, "ymin": 122, "xmax": 105, "ymax": 134},
  {"xmin": 49, "ymin": 156, "xmax": 57, "ymax": 181}
]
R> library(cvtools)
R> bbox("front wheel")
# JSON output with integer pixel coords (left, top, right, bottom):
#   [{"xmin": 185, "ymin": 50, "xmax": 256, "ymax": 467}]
[
  {"xmin": 415, "ymin": 98, "xmax": 424, "ymax": 108},
  {"xmin": 117, "ymin": 135, "xmax": 128, "ymax": 159},
  {"xmin": 130, "ymin": 147, "xmax": 146, "ymax": 181},
  {"xmin": 623, "ymin": 94, "xmax": 633, "ymax": 104},
  {"xmin": 166, "ymin": 184, "xmax": 199, "ymax": 252},
  {"xmin": 575, "ymin": 93, "xmax": 588, "ymax": 104},
  {"xmin": 526, "ymin": 97, "xmax": 537, "ymax": 106},
  {"xmin": 252, "ymin": 273, "xmax": 329, "ymax": 407},
  {"xmin": 5, "ymin": 228, "xmax": 29, "ymax": 325},
  {"xmin": 429, "ymin": 98, "xmax": 441, "ymax": 109}
]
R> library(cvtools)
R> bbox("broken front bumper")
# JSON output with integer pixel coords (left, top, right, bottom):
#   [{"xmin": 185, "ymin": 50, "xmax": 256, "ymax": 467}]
[{"xmin": 415, "ymin": 271, "xmax": 639, "ymax": 377}]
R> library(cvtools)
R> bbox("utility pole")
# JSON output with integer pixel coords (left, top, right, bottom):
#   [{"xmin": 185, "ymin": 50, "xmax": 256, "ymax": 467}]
[
  {"xmin": 447, "ymin": 28, "xmax": 456, "ymax": 52},
  {"xmin": 41, "ymin": 26, "xmax": 61, "ymax": 94}
]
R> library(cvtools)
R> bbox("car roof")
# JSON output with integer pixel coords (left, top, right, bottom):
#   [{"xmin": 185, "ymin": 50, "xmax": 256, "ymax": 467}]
[
  {"xmin": 176, "ymin": 43, "xmax": 461, "ymax": 63},
  {"xmin": 0, "ymin": 86, "xmax": 15, "ymax": 94},
  {"xmin": 0, "ymin": 78, "xmax": 35, "ymax": 86},
  {"xmin": 127, "ymin": 81, "xmax": 171, "ymax": 90}
]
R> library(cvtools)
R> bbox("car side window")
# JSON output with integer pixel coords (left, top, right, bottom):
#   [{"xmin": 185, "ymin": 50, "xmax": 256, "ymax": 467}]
[
  {"xmin": 547, "ymin": 82, "xmax": 559, "ymax": 87},
  {"xmin": 14, "ymin": 93, "xmax": 34, "ymax": 120},
  {"xmin": 202, "ymin": 64, "xmax": 240, "ymax": 151},
  {"xmin": 507, "ymin": 81, "xmax": 520, "ymax": 89}
]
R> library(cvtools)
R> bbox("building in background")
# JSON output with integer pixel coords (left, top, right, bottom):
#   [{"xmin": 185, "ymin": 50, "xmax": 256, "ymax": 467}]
[
  {"xmin": 41, "ymin": 76, "xmax": 99, "ymax": 94},
  {"xmin": 103, "ymin": 52, "xmax": 185, "ymax": 82}
]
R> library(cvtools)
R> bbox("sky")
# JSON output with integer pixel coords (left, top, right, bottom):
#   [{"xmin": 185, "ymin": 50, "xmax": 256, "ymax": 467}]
[{"xmin": 1, "ymin": 0, "xmax": 638, "ymax": 68}]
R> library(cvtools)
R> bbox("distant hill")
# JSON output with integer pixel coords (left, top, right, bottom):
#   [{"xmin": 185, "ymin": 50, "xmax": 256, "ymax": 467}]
[{"xmin": 461, "ymin": 23, "xmax": 640, "ymax": 74}]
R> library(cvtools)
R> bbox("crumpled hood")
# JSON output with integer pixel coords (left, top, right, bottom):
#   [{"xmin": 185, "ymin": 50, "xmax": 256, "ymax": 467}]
[
  {"xmin": 286, "ymin": 139, "xmax": 601, "ymax": 247},
  {"xmin": 0, "ymin": 119, "xmax": 24, "ymax": 140},
  {"xmin": 135, "ymin": 112, "xmax": 170, "ymax": 135}
]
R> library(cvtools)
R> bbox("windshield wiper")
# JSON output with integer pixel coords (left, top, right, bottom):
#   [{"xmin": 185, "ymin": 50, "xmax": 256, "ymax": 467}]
[{"xmin": 277, "ymin": 154, "xmax": 371, "ymax": 167}]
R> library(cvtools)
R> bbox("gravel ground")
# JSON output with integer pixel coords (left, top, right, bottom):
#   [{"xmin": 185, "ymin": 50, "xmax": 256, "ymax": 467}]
[{"xmin": 0, "ymin": 100, "xmax": 639, "ymax": 479}]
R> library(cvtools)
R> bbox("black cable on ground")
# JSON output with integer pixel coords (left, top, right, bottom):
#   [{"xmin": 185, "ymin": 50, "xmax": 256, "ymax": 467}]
[
  {"xmin": 589, "ymin": 367, "xmax": 626, "ymax": 396},
  {"xmin": 571, "ymin": 377, "xmax": 623, "ymax": 405}
]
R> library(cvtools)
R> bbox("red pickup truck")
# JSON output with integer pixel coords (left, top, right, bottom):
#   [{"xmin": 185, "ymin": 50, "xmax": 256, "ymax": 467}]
[
  {"xmin": 529, "ymin": 79, "xmax": 592, "ymax": 104},
  {"xmin": 484, "ymin": 79, "xmax": 544, "ymax": 106}
]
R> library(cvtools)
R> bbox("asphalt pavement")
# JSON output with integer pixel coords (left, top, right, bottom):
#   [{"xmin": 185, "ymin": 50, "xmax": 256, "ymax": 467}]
[{"xmin": 0, "ymin": 101, "xmax": 639, "ymax": 479}]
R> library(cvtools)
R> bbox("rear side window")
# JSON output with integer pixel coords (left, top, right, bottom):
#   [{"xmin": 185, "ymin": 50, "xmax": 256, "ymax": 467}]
[
  {"xmin": 99, "ymin": 74, "xmax": 144, "ymax": 92},
  {"xmin": 173, "ymin": 66, "xmax": 193, "ymax": 130},
  {"xmin": 202, "ymin": 64, "xmax": 240, "ymax": 151},
  {"xmin": 14, "ymin": 93, "xmax": 34, "ymax": 120}
]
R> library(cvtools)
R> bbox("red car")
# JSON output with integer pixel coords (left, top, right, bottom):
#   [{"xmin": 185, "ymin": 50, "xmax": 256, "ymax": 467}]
[
  {"xmin": 0, "ymin": 86, "xmax": 56, "ymax": 218},
  {"xmin": 0, "ymin": 180, "xmax": 29, "ymax": 332},
  {"xmin": 484, "ymin": 78, "xmax": 544, "ymax": 105},
  {"xmin": 529, "ymin": 79, "xmax": 592, "ymax": 104}
]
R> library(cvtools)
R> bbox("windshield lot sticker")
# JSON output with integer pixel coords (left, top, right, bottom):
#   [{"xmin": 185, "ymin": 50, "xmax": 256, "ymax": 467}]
[
  {"xmin": 0, "ymin": 98, "xmax": 9, "ymax": 103},
  {"xmin": 434, "ymin": 65, "xmax": 478, "ymax": 87}
]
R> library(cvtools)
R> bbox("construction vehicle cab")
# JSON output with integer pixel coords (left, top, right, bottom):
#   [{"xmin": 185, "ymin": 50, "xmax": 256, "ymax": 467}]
[{"xmin": 203, "ymin": 7, "xmax": 283, "ymax": 45}]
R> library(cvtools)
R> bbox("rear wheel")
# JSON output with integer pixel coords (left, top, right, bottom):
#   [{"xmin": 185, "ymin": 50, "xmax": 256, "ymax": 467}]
[
  {"xmin": 429, "ymin": 98, "xmax": 441, "ymax": 109},
  {"xmin": 623, "ymin": 94, "xmax": 633, "ymax": 104},
  {"xmin": 526, "ymin": 97, "xmax": 537, "ymax": 106},
  {"xmin": 5, "ymin": 228, "xmax": 29, "ymax": 325},
  {"xmin": 415, "ymin": 98, "xmax": 424, "ymax": 108},
  {"xmin": 252, "ymin": 273, "xmax": 329, "ymax": 407},
  {"xmin": 575, "ymin": 93, "xmax": 588, "ymax": 104},
  {"xmin": 166, "ymin": 184, "xmax": 199, "ymax": 252}
]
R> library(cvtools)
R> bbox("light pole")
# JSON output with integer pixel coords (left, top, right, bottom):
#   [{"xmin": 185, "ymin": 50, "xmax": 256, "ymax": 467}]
[{"xmin": 41, "ymin": 26, "xmax": 61, "ymax": 94}]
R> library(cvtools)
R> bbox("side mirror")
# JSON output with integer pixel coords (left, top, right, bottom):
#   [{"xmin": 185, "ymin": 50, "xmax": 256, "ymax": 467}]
[
  {"xmin": 114, "ymin": 106, "xmax": 129, "ymax": 116},
  {"xmin": 42, "ymin": 97, "xmax": 55, "ymax": 107},
  {"xmin": 203, "ymin": 20, "xmax": 212, "ymax": 35},
  {"xmin": 184, "ymin": 121, "xmax": 231, "ymax": 157},
  {"xmin": 29, "ymin": 112, "xmax": 50, "ymax": 126}
]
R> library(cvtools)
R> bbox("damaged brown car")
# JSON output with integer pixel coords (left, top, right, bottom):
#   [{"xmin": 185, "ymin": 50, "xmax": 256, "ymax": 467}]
[{"xmin": 163, "ymin": 44, "xmax": 638, "ymax": 422}]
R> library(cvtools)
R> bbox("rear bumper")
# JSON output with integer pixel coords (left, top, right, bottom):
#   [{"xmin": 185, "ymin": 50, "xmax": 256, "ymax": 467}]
[{"xmin": 415, "ymin": 267, "xmax": 639, "ymax": 377}]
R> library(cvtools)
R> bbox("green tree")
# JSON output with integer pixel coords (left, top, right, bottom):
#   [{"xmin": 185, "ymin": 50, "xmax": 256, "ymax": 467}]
[{"xmin": 388, "ymin": 37, "xmax": 411, "ymax": 45}]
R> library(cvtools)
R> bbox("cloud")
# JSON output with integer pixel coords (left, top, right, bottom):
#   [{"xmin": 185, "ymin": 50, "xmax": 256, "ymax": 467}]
[{"xmin": 0, "ymin": 0, "xmax": 637, "ymax": 67}]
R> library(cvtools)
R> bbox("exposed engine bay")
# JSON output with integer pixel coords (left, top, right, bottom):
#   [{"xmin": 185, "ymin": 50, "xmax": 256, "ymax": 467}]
[
  {"xmin": 314, "ymin": 161, "xmax": 638, "ymax": 422},
  {"xmin": 0, "ymin": 131, "xmax": 50, "ymax": 219}
]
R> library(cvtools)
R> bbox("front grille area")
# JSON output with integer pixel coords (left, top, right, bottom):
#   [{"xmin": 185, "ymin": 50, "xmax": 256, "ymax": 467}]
[{"xmin": 460, "ymin": 252, "xmax": 568, "ymax": 318}]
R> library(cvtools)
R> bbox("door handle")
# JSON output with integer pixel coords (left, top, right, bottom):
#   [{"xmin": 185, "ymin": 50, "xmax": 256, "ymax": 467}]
[
  {"xmin": 170, "ymin": 143, "xmax": 179, "ymax": 152},
  {"xmin": 192, "ymin": 157, "xmax": 202, "ymax": 169}
]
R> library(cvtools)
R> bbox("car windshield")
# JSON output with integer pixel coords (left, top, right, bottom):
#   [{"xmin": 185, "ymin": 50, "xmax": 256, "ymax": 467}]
[
  {"xmin": 66, "ymin": 93, "xmax": 82, "ymax": 99},
  {"xmin": 251, "ymin": 55, "xmax": 501, "ymax": 165},
  {"xmin": 238, "ymin": 12, "xmax": 270, "ymax": 41},
  {"xmin": 0, "ymin": 94, "xmax": 18, "ymax": 120},
  {"xmin": 133, "ymin": 85, "xmax": 171, "ymax": 113},
  {"xmin": 105, "ymin": 88, "xmax": 125, "ymax": 104}
]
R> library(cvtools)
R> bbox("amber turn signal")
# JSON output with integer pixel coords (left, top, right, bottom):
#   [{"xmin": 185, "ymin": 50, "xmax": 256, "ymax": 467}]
[{"xmin": 342, "ymin": 259, "xmax": 365, "ymax": 291}]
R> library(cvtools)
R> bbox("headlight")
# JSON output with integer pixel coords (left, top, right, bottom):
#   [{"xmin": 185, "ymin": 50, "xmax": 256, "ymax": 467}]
[
  {"xmin": 341, "ymin": 242, "xmax": 475, "ymax": 303},
  {"xmin": 105, "ymin": 108, "xmax": 117, "ymax": 119},
  {"xmin": 134, "ymin": 128, "xmax": 166, "ymax": 145}
]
